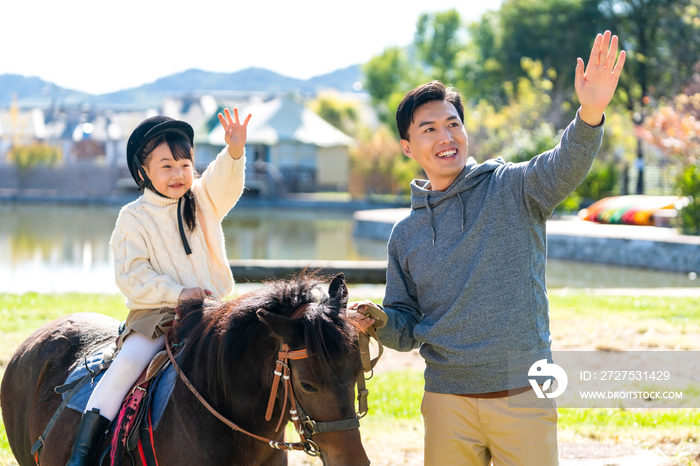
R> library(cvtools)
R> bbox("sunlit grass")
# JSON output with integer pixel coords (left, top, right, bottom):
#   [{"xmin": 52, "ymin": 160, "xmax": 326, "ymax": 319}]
[
  {"xmin": 0, "ymin": 419, "xmax": 16, "ymax": 466},
  {"xmin": 0, "ymin": 293, "xmax": 127, "ymax": 334},
  {"xmin": 548, "ymin": 293, "xmax": 700, "ymax": 324},
  {"xmin": 2, "ymin": 292, "xmax": 700, "ymax": 465},
  {"xmin": 559, "ymin": 408, "xmax": 700, "ymax": 437}
]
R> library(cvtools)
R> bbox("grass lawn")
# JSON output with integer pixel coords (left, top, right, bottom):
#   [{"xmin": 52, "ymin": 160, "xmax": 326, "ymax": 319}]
[{"xmin": 1, "ymin": 292, "xmax": 700, "ymax": 465}]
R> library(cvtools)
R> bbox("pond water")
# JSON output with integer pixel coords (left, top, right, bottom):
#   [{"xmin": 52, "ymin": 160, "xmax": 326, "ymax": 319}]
[{"xmin": 0, "ymin": 203, "xmax": 697, "ymax": 293}]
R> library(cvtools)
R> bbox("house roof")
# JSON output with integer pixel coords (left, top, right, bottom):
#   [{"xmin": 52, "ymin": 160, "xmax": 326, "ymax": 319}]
[{"xmin": 202, "ymin": 97, "xmax": 355, "ymax": 148}]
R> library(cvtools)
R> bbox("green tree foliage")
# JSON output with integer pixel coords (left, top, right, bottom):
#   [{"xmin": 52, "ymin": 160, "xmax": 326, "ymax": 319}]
[
  {"xmin": 599, "ymin": 0, "xmax": 700, "ymax": 187},
  {"xmin": 577, "ymin": 160, "xmax": 619, "ymax": 199},
  {"xmin": 308, "ymin": 91, "xmax": 360, "ymax": 138},
  {"xmin": 348, "ymin": 126, "xmax": 423, "ymax": 197},
  {"xmin": 363, "ymin": 12, "xmax": 465, "ymax": 130},
  {"xmin": 463, "ymin": 58, "xmax": 558, "ymax": 161},
  {"xmin": 465, "ymin": 58, "xmax": 628, "ymax": 210},
  {"xmin": 497, "ymin": 0, "xmax": 607, "ymax": 124},
  {"xmin": 363, "ymin": 47, "xmax": 410, "ymax": 105},
  {"xmin": 458, "ymin": 11, "xmax": 507, "ymax": 105},
  {"xmin": 415, "ymin": 9, "xmax": 465, "ymax": 84},
  {"xmin": 360, "ymin": 2, "xmax": 699, "ymax": 204},
  {"xmin": 601, "ymin": 0, "xmax": 700, "ymax": 111},
  {"xmin": 675, "ymin": 165, "xmax": 700, "ymax": 234},
  {"xmin": 362, "ymin": 47, "xmax": 416, "ymax": 128},
  {"xmin": 640, "ymin": 63, "xmax": 700, "ymax": 232},
  {"xmin": 8, "ymin": 143, "xmax": 62, "ymax": 171}
]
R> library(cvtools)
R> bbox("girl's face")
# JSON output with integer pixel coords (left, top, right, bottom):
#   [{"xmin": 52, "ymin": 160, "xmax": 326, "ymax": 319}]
[{"xmin": 142, "ymin": 141, "xmax": 194, "ymax": 198}]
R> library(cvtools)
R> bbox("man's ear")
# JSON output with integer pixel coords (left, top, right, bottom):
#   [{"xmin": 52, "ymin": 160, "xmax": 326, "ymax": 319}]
[{"xmin": 400, "ymin": 139, "xmax": 414, "ymax": 160}]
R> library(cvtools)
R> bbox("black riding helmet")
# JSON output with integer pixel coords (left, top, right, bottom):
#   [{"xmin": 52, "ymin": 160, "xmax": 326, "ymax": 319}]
[
  {"xmin": 126, "ymin": 115, "xmax": 196, "ymax": 254},
  {"xmin": 126, "ymin": 115, "xmax": 195, "ymax": 192}
]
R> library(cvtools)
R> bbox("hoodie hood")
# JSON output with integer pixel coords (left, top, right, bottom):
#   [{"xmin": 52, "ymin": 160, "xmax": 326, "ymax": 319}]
[{"xmin": 410, "ymin": 156, "xmax": 506, "ymax": 244}]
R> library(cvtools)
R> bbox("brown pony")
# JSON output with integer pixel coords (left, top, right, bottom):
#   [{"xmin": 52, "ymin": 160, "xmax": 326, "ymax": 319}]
[{"xmin": 1, "ymin": 274, "xmax": 370, "ymax": 465}]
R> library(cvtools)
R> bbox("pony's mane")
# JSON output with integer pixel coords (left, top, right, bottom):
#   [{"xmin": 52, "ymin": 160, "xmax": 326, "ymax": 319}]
[{"xmin": 174, "ymin": 274, "xmax": 357, "ymax": 407}]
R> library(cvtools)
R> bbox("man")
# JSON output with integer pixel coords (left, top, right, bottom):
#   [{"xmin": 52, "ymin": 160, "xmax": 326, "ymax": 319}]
[{"xmin": 351, "ymin": 31, "xmax": 625, "ymax": 465}]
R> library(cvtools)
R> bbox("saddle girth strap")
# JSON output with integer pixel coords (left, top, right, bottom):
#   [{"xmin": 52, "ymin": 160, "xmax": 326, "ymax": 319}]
[{"xmin": 137, "ymin": 408, "xmax": 159, "ymax": 466}]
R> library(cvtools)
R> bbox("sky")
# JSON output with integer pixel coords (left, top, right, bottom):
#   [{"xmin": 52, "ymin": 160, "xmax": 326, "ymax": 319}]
[{"xmin": 2, "ymin": 0, "xmax": 503, "ymax": 95}]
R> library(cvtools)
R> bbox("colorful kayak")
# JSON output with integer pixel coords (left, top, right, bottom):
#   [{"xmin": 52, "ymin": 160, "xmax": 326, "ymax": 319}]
[{"xmin": 580, "ymin": 195, "xmax": 681, "ymax": 226}]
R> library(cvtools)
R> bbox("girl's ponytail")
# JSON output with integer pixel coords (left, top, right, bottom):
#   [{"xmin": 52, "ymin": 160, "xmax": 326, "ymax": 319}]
[{"xmin": 183, "ymin": 189, "xmax": 197, "ymax": 232}]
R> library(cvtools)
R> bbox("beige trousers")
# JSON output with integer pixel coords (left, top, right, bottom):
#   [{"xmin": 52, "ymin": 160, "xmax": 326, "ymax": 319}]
[{"xmin": 422, "ymin": 390, "xmax": 559, "ymax": 466}]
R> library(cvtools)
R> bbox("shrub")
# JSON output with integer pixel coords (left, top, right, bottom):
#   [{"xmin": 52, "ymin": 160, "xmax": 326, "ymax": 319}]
[
  {"xmin": 8, "ymin": 143, "xmax": 62, "ymax": 171},
  {"xmin": 675, "ymin": 165, "xmax": 700, "ymax": 235}
]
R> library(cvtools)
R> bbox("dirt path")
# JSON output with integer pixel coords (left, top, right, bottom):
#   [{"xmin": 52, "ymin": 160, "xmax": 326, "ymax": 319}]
[{"xmin": 287, "ymin": 338, "xmax": 700, "ymax": 466}]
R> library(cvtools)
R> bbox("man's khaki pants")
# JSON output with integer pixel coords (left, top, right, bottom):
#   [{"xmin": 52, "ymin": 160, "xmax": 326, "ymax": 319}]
[{"xmin": 422, "ymin": 390, "xmax": 559, "ymax": 466}]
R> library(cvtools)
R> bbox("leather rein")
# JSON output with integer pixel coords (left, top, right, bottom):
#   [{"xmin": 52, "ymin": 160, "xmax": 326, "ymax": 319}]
[{"xmin": 164, "ymin": 303, "xmax": 375, "ymax": 457}]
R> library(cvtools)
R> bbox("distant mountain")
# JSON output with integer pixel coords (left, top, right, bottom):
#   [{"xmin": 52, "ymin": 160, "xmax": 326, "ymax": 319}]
[
  {"xmin": 0, "ymin": 74, "xmax": 91, "ymax": 107},
  {"xmin": 306, "ymin": 65, "xmax": 363, "ymax": 92},
  {"xmin": 0, "ymin": 65, "xmax": 365, "ymax": 108}
]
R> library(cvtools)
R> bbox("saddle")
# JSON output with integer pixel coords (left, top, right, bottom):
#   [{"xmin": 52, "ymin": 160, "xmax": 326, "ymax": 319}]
[
  {"xmin": 31, "ymin": 331, "xmax": 180, "ymax": 466},
  {"xmin": 109, "ymin": 347, "xmax": 174, "ymax": 466}
]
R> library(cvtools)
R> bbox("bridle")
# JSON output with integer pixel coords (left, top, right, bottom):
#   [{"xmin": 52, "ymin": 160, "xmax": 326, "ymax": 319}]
[{"xmin": 164, "ymin": 303, "xmax": 377, "ymax": 458}]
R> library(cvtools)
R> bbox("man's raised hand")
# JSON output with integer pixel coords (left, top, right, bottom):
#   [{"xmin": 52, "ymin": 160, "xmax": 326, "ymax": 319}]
[
  {"xmin": 218, "ymin": 107, "xmax": 252, "ymax": 159},
  {"xmin": 575, "ymin": 30, "xmax": 626, "ymax": 126}
]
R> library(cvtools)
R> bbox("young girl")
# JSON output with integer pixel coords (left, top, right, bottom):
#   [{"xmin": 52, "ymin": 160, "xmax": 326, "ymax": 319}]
[{"xmin": 66, "ymin": 108, "xmax": 251, "ymax": 465}]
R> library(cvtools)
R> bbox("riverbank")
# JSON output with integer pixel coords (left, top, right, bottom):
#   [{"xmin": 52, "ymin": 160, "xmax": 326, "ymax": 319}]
[
  {"xmin": 0, "ymin": 190, "xmax": 410, "ymax": 211},
  {"xmin": 353, "ymin": 209, "xmax": 700, "ymax": 275}
]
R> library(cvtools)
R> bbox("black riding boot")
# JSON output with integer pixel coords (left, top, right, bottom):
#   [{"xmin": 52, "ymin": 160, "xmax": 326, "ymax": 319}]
[{"xmin": 65, "ymin": 408, "xmax": 111, "ymax": 466}]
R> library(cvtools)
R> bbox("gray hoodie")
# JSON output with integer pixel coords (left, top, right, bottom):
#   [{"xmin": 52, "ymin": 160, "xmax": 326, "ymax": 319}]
[{"xmin": 378, "ymin": 114, "xmax": 604, "ymax": 394}]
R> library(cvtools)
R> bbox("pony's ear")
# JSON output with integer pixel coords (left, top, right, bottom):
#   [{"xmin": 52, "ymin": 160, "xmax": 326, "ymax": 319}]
[
  {"xmin": 328, "ymin": 273, "xmax": 348, "ymax": 315},
  {"xmin": 257, "ymin": 309, "xmax": 304, "ymax": 345}
]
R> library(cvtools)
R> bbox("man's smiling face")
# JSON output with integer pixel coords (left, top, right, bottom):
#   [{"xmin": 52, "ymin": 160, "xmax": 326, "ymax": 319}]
[{"xmin": 400, "ymin": 100, "xmax": 468, "ymax": 191}]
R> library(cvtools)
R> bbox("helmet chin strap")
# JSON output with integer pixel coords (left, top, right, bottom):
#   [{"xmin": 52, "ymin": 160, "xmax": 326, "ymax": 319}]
[
  {"xmin": 133, "ymin": 157, "xmax": 192, "ymax": 255},
  {"xmin": 176, "ymin": 195, "xmax": 193, "ymax": 255}
]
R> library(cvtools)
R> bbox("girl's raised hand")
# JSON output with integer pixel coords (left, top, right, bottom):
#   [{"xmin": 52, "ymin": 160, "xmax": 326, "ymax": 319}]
[{"xmin": 218, "ymin": 107, "xmax": 252, "ymax": 160}]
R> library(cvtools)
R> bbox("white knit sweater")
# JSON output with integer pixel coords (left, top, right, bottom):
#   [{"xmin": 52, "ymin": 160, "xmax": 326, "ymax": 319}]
[{"xmin": 111, "ymin": 149, "xmax": 245, "ymax": 310}]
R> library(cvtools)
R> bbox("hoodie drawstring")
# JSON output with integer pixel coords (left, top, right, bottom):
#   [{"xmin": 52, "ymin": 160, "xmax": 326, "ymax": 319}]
[
  {"xmin": 425, "ymin": 194, "xmax": 465, "ymax": 245},
  {"xmin": 425, "ymin": 197, "xmax": 436, "ymax": 245},
  {"xmin": 456, "ymin": 193, "xmax": 465, "ymax": 231}
]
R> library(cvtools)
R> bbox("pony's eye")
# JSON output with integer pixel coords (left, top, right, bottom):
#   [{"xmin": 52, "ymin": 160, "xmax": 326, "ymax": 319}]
[{"xmin": 300, "ymin": 382, "xmax": 318, "ymax": 393}]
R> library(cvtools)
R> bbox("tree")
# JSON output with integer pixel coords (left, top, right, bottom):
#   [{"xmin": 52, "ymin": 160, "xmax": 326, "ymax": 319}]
[
  {"xmin": 458, "ymin": 11, "xmax": 507, "ymax": 105},
  {"xmin": 639, "ymin": 62, "xmax": 700, "ymax": 232},
  {"xmin": 362, "ymin": 47, "xmax": 414, "ymax": 127},
  {"xmin": 348, "ymin": 126, "xmax": 423, "ymax": 197},
  {"xmin": 462, "ymin": 58, "xmax": 559, "ymax": 161},
  {"xmin": 8, "ymin": 143, "xmax": 62, "ymax": 172},
  {"xmin": 363, "ymin": 11, "xmax": 466, "ymax": 129},
  {"xmin": 415, "ymin": 9, "xmax": 465, "ymax": 85},
  {"xmin": 675, "ymin": 165, "xmax": 700, "ymax": 234},
  {"xmin": 308, "ymin": 91, "xmax": 361, "ymax": 138},
  {"xmin": 599, "ymin": 0, "xmax": 700, "ymax": 193},
  {"xmin": 496, "ymin": 0, "xmax": 607, "ymax": 124},
  {"xmin": 7, "ymin": 143, "xmax": 63, "ymax": 191}
]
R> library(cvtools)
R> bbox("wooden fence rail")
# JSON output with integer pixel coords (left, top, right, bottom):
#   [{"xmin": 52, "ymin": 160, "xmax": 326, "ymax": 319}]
[{"xmin": 229, "ymin": 259, "xmax": 388, "ymax": 284}]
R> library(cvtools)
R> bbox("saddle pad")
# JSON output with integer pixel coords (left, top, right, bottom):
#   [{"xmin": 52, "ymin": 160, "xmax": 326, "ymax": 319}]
[
  {"xmin": 63, "ymin": 345, "xmax": 115, "ymax": 413},
  {"xmin": 63, "ymin": 347, "xmax": 178, "ymax": 431}
]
